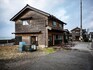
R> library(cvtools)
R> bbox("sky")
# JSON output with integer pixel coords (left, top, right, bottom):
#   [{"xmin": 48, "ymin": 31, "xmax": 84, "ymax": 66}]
[{"xmin": 0, "ymin": 0, "xmax": 93, "ymax": 38}]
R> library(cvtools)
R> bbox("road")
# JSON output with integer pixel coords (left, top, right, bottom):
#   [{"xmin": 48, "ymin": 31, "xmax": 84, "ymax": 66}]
[
  {"xmin": 6, "ymin": 42, "xmax": 93, "ymax": 70},
  {"xmin": 71, "ymin": 42, "xmax": 92, "ymax": 51}
]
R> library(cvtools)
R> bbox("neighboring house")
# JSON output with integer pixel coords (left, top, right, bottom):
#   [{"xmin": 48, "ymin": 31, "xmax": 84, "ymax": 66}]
[
  {"xmin": 69, "ymin": 33, "xmax": 72, "ymax": 41},
  {"xmin": 71, "ymin": 27, "xmax": 87, "ymax": 41},
  {"xmin": 89, "ymin": 32, "xmax": 93, "ymax": 41},
  {"xmin": 64, "ymin": 29, "xmax": 70, "ymax": 43},
  {"xmin": 10, "ymin": 4, "xmax": 66, "ymax": 48}
]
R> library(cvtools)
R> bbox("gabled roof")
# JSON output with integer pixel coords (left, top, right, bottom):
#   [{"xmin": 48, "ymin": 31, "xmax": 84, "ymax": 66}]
[
  {"xmin": 64, "ymin": 29, "xmax": 70, "ymax": 33},
  {"xmin": 71, "ymin": 27, "xmax": 80, "ymax": 31},
  {"xmin": 71, "ymin": 27, "xmax": 86, "ymax": 33},
  {"xmin": 10, "ymin": 4, "xmax": 66, "ymax": 24},
  {"xmin": 12, "ymin": 30, "xmax": 41, "ymax": 34},
  {"xmin": 89, "ymin": 32, "xmax": 93, "ymax": 35}
]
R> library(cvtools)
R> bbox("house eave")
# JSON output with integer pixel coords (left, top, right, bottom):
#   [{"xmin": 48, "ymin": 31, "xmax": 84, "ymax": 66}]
[
  {"xmin": 10, "ymin": 4, "xmax": 50, "ymax": 21},
  {"xmin": 10, "ymin": 4, "xmax": 67, "ymax": 25},
  {"xmin": 12, "ymin": 31, "xmax": 41, "ymax": 34},
  {"xmin": 48, "ymin": 15, "xmax": 66, "ymax": 25}
]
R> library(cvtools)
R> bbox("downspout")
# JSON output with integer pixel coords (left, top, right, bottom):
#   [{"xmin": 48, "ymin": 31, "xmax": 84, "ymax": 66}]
[
  {"xmin": 45, "ymin": 20, "xmax": 46, "ymax": 47},
  {"xmin": 62, "ymin": 24, "xmax": 65, "ymax": 47},
  {"xmin": 45, "ymin": 19, "xmax": 48, "ymax": 47}
]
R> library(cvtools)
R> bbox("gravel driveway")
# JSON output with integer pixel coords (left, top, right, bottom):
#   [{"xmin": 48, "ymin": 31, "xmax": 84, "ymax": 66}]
[
  {"xmin": 6, "ymin": 50, "xmax": 93, "ymax": 70},
  {"xmin": 1, "ymin": 42, "xmax": 93, "ymax": 70}
]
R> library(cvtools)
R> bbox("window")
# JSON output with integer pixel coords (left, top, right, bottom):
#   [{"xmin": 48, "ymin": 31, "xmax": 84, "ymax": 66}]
[
  {"xmin": 58, "ymin": 35, "xmax": 62, "ymax": 40},
  {"xmin": 15, "ymin": 36, "xmax": 22, "ymax": 42},
  {"xmin": 22, "ymin": 20, "xmax": 29, "ymax": 25},
  {"xmin": 55, "ymin": 35, "xmax": 62, "ymax": 40},
  {"xmin": 52, "ymin": 21, "xmax": 56, "ymax": 26},
  {"xmin": 76, "ymin": 31, "xmax": 79, "ymax": 33},
  {"xmin": 54, "ymin": 35, "xmax": 62, "ymax": 45},
  {"xmin": 59, "ymin": 24, "xmax": 62, "ymax": 28},
  {"xmin": 48, "ymin": 36, "xmax": 52, "ymax": 41},
  {"xmin": 30, "ymin": 36, "xmax": 37, "ymax": 45}
]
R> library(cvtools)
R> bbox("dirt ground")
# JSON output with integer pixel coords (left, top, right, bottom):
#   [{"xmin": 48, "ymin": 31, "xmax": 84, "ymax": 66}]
[
  {"xmin": 0, "ymin": 45, "xmax": 57, "ymax": 70},
  {"xmin": 0, "ymin": 42, "xmax": 93, "ymax": 70},
  {"xmin": 0, "ymin": 45, "xmax": 22, "ymax": 59}
]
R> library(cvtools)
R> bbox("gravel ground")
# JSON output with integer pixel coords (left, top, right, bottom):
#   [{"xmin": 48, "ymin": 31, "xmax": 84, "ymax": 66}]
[
  {"xmin": 5, "ymin": 50, "xmax": 93, "ymax": 70},
  {"xmin": 1, "ymin": 42, "xmax": 93, "ymax": 70},
  {"xmin": 0, "ymin": 50, "xmax": 48, "ymax": 70}
]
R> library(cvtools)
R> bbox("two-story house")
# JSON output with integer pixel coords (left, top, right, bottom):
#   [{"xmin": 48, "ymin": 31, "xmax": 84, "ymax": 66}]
[
  {"xmin": 71, "ymin": 27, "xmax": 87, "ymax": 41},
  {"xmin": 10, "ymin": 4, "xmax": 66, "ymax": 48},
  {"xmin": 89, "ymin": 32, "xmax": 93, "ymax": 41}
]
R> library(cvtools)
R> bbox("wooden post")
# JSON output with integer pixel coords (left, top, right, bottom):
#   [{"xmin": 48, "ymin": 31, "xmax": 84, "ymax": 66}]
[
  {"xmin": 53, "ymin": 35, "xmax": 55, "ymax": 45},
  {"xmin": 62, "ymin": 33, "xmax": 64, "ymax": 47}
]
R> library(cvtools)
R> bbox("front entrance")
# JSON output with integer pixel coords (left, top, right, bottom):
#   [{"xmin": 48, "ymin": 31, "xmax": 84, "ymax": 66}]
[
  {"xmin": 75, "ymin": 36, "xmax": 79, "ymax": 41},
  {"xmin": 48, "ymin": 35, "xmax": 62, "ymax": 46},
  {"xmin": 30, "ymin": 36, "xmax": 37, "ymax": 45},
  {"xmin": 30, "ymin": 36, "xmax": 38, "ymax": 50},
  {"xmin": 48, "ymin": 36, "xmax": 53, "ymax": 46}
]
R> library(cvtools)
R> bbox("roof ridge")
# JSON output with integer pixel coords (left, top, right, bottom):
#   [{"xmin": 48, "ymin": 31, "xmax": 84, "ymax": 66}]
[{"xmin": 10, "ymin": 4, "xmax": 66, "ymax": 24}]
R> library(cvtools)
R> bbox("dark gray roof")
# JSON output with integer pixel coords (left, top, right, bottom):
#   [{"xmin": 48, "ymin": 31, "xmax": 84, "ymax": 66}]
[
  {"xmin": 71, "ymin": 27, "xmax": 80, "ymax": 31},
  {"xmin": 89, "ymin": 32, "xmax": 93, "ymax": 35},
  {"xmin": 12, "ymin": 31, "xmax": 41, "ymax": 34},
  {"xmin": 71, "ymin": 27, "xmax": 86, "ymax": 32},
  {"xmin": 10, "ymin": 4, "xmax": 66, "ymax": 24}
]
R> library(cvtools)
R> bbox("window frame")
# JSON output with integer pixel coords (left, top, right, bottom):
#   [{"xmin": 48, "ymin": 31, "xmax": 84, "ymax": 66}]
[
  {"xmin": 22, "ymin": 20, "xmax": 29, "ymax": 25},
  {"xmin": 52, "ymin": 21, "xmax": 57, "ymax": 27},
  {"xmin": 15, "ymin": 36, "xmax": 22, "ymax": 42},
  {"xmin": 59, "ymin": 24, "xmax": 62, "ymax": 28}
]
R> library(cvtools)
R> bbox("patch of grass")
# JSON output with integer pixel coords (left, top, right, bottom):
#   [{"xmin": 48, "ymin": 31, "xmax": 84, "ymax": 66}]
[
  {"xmin": 0, "ymin": 45, "xmax": 25, "ymax": 60},
  {"xmin": 0, "ymin": 46, "xmax": 56, "ymax": 60},
  {"xmin": 42, "ymin": 47, "xmax": 56, "ymax": 54}
]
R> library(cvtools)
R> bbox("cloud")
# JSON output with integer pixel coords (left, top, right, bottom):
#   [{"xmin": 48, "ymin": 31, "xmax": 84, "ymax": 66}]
[
  {"xmin": 0, "ymin": 0, "xmax": 66, "ymax": 24},
  {"xmin": 25, "ymin": 0, "xmax": 64, "ymax": 10},
  {"xmin": 88, "ymin": 21, "xmax": 93, "ymax": 29},
  {"xmin": 24, "ymin": 0, "xmax": 69, "ymax": 23},
  {"xmin": 53, "ymin": 9, "xmax": 69, "ymax": 23},
  {"xmin": 84, "ymin": 10, "xmax": 93, "ymax": 30},
  {"xmin": 0, "ymin": 0, "xmax": 69, "ymax": 37},
  {"xmin": 0, "ymin": 0, "xmax": 16, "ymax": 24}
]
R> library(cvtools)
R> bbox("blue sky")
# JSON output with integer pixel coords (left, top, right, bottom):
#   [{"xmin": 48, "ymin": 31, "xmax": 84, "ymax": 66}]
[{"xmin": 0, "ymin": 0, "xmax": 93, "ymax": 38}]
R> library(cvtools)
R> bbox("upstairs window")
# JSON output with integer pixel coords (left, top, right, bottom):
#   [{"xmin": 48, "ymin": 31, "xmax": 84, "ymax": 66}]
[
  {"xmin": 22, "ymin": 20, "xmax": 29, "ymax": 25},
  {"xmin": 52, "ymin": 21, "xmax": 56, "ymax": 27},
  {"xmin": 76, "ymin": 31, "xmax": 79, "ymax": 33},
  {"xmin": 59, "ymin": 24, "xmax": 62, "ymax": 28}
]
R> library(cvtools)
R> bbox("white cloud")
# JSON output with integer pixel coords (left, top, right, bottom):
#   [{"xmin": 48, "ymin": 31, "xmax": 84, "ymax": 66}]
[
  {"xmin": 84, "ymin": 10, "xmax": 93, "ymax": 30},
  {"xmin": 88, "ymin": 21, "xmax": 93, "ymax": 29},
  {"xmin": 25, "ymin": 0, "xmax": 64, "ymax": 10},
  {"xmin": 0, "ymin": 0, "xmax": 68, "ymax": 25},
  {"xmin": 26, "ymin": 0, "xmax": 69, "ymax": 23},
  {"xmin": 53, "ymin": 9, "xmax": 69, "ymax": 23}
]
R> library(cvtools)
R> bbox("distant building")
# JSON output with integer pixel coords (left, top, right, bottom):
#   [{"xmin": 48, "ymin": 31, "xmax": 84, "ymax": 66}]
[
  {"xmin": 10, "ymin": 4, "xmax": 66, "ymax": 48},
  {"xmin": 64, "ymin": 29, "xmax": 70, "ymax": 43},
  {"xmin": 89, "ymin": 32, "xmax": 93, "ymax": 41},
  {"xmin": 71, "ymin": 27, "xmax": 87, "ymax": 41}
]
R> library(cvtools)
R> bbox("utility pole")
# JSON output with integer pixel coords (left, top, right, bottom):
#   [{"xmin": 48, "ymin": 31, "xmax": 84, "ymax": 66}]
[{"xmin": 80, "ymin": 0, "xmax": 83, "ymax": 41}]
